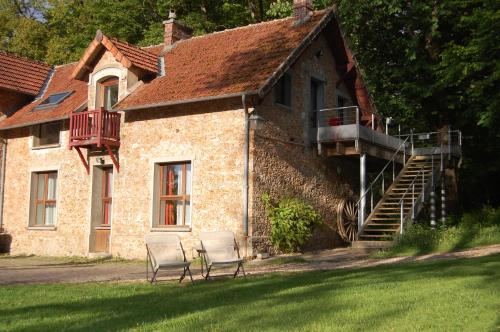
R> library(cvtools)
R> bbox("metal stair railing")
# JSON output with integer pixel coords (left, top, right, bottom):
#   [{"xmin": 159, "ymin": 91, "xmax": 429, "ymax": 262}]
[
  {"xmin": 356, "ymin": 135, "xmax": 410, "ymax": 232},
  {"xmin": 397, "ymin": 146, "xmax": 445, "ymax": 234}
]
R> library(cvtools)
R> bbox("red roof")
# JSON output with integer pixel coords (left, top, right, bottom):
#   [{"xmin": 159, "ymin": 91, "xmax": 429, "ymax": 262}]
[
  {"xmin": 117, "ymin": 11, "xmax": 330, "ymax": 110},
  {"xmin": 0, "ymin": 51, "xmax": 52, "ymax": 96},
  {"xmin": 0, "ymin": 63, "xmax": 87, "ymax": 129},
  {"xmin": 0, "ymin": 8, "xmax": 375, "ymax": 129},
  {"xmin": 72, "ymin": 30, "xmax": 158, "ymax": 80}
]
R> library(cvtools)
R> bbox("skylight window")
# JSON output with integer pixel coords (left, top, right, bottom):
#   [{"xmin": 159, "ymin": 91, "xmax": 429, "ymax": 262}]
[{"xmin": 35, "ymin": 91, "xmax": 73, "ymax": 110}]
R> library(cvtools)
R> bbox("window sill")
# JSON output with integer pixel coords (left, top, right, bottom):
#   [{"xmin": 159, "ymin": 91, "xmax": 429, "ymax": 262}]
[
  {"xmin": 150, "ymin": 226, "xmax": 191, "ymax": 233},
  {"xmin": 32, "ymin": 144, "xmax": 61, "ymax": 150},
  {"xmin": 27, "ymin": 226, "xmax": 57, "ymax": 231}
]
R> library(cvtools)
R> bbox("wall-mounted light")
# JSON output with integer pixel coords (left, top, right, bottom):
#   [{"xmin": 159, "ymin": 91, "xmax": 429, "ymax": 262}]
[
  {"xmin": 315, "ymin": 49, "xmax": 324, "ymax": 58},
  {"xmin": 249, "ymin": 113, "xmax": 266, "ymax": 130},
  {"xmin": 96, "ymin": 157, "xmax": 105, "ymax": 165}
]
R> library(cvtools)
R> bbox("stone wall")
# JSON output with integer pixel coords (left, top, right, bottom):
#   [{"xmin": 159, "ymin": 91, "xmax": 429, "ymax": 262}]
[
  {"xmin": 1, "ymin": 124, "xmax": 91, "ymax": 256},
  {"xmin": 0, "ymin": 98, "xmax": 247, "ymax": 259},
  {"xmin": 250, "ymin": 34, "xmax": 356, "ymax": 254},
  {"xmin": 111, "ymin": 98, "xmax": 246, "ymax": 259}
]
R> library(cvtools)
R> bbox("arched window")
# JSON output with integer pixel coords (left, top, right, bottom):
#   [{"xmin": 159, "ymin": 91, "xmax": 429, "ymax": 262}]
[{"xmin": 97, "ymin": 76, "xmax": 119, "ymax": 110}]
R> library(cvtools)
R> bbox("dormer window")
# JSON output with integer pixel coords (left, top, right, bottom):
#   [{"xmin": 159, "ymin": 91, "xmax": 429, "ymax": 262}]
[{"xmin": 97, "ymin": 77, "xmax": 119, "ymax": 110}]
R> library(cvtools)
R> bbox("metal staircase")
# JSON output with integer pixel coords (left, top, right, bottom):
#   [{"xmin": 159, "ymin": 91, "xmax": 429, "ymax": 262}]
[
  {"xmin": 357, "ymin": 156, "xmax": 437, "ymax": 241},
  {"xmin": 352, "ymin": 130, "xmax": 461, "ymax": 248}
]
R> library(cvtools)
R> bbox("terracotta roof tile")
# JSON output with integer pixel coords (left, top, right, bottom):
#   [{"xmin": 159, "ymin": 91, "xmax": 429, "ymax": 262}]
[
  {"xmin": 0, "ymin": 63, "xmax": 87, "ymax": 129},
  {"xmin": 117, "ymin": 11, "xmax": 329, "ymax": 109},
  {"xmin": 72, "ymin": 32, "xmax": 158, "ymax": 80},
  {"xmin": 112, "ymin": 39, "xmax": 158, "ymax": 73},
  {"xmin": 1, "ymin": 9, "xmax": 363, "ymax": 129},
  {"xmin": 0, "ymin": 51, "xmax": 52, "ymax": 96}
]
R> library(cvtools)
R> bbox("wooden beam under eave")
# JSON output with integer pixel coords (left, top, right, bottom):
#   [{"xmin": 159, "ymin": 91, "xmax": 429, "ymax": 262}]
[{"xmin": 71, "ymin": 39, "xmax": 102, "ymax": 80}]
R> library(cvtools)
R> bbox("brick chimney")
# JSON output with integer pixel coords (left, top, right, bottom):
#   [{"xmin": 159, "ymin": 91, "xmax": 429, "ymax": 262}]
[
  {"xmin": 293, "ymin": 0, "xmax": 313, "ymax": 24},
  {"xmin": 163, "ymin": 10, "xmax": 193, "ymax": 46}
]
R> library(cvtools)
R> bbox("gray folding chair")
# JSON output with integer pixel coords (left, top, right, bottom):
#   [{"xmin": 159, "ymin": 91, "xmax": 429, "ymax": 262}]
[
  {"xmin": 199, "ymin": 231, "xmax": 246, "ymax": 280},
  {"xmin": 145, "ymin": 233, "xmax": 193, "ymax": 284}
]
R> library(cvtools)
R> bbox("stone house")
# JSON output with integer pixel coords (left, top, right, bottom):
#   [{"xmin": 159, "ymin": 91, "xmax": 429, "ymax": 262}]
[{"xmin": 0, "ymin": 2, "xmax": 383, "ymax": 259}]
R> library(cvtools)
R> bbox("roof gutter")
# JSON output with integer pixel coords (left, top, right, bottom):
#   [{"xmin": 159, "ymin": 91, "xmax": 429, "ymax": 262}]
[
  {"xmin": 0, "ymin": 137, "xmax": 6, "ymax": 233},
  {"xmin": 242, "ymin": 94, "xmax": 250, "ymax": 256},
  {"xmin": 0, "ymin": 114, "xmax": 70, "ymax": 131},
  {"xmin": 119, "ymin": 91, "xmax": 259, "ymax": 112}
]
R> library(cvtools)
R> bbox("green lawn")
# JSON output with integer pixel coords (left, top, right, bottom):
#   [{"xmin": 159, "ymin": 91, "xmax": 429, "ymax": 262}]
[{"xmin": 1, "ymin": 254, "xmax": 499, "ymax": 332}]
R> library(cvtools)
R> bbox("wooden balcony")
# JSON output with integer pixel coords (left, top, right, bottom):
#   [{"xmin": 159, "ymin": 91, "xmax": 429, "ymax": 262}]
[
  {"xmin": 69, "ymin": 108, "xmax": 120, "ymax": 148},
  {"xmin": 69, "ymin": 108, "xmax": 121, "ymax": 173}
]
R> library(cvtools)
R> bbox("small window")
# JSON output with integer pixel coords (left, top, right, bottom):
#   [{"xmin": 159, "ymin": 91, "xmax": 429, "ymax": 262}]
[
  {"xmin": 153, "ymin": 162, "xmax": 192, "ymax": 228},
  {"xmin": 97, "ymin": 77, "xmax": 119, "ymax": 110},
  {"xmin": 310, "ymin": 78, "xmax": 325, "ymax": 128},
  {"xmin": 29, "ymin": 171, "xmax": 58, "ymax": 227},
  {"xmin": 35, "ymin": 91, "xmax": 73, "ymax": 110},
  {"xmin": 275, "ymin": 73, "xmax": 292, "ymax": 107},
  {"xmin": 33, "ymin": 121, "xmax": 61, "ymax": 147}
]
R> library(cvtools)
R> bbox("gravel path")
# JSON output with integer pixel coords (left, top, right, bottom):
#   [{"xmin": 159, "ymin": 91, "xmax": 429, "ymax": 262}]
[{"xmin": 1, "ymin": 244, "xmax": 499, "ymax": 285}]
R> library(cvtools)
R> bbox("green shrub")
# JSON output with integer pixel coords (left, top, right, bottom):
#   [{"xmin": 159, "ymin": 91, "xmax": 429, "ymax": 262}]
[{"xmin": 262, "ymin": 194, "xmax": 322, "ymax": 253}]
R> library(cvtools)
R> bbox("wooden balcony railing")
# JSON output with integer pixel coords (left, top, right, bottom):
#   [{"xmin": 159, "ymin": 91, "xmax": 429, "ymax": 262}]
[{"xmin": 69, "ymin": 108, "xmax": 120, "ymax": 148}]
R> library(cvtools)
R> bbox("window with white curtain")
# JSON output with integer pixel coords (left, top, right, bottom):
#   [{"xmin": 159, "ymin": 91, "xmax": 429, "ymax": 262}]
[{"xmin": 29, "ymin": 171, "xmax": 58, "ymax": 226}]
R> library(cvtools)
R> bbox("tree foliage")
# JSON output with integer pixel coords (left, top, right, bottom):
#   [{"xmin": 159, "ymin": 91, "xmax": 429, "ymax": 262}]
[{"xmin": 0, "ymin": 0, "xmax": 498, "ymax": 207}]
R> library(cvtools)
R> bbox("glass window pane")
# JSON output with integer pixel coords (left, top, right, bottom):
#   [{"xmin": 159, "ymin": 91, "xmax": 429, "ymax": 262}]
[
  {"xmin": 159, "ymin": 200, "xmax": 166, "ymax": 225},
  {"xmin": 185, "ymin": 201, "xmax": 191, "ymax": 227},
  {"xmin": 104, "ymin": 85, "xmax": 119, "ymax": 110},
  {"xmin": 159, "ymin": 200, "xmax": 181, "ymax": 225},
  {"xmin": 47, "ymin": 172, "xmax": 57, "ymax": 200},
  {"xmin": 38, "ymin": 122, "xmax": 60, "ymax": 146},
  {"xmin": 36, "ymin": 204, "xmax": 44, "ymax": 225},
  {"xmin": 103, "ymin": 201, "xmax": 112, "ymax": 225},
  {"xmin": 105, "ymin": 169, "xmax": 113, "ymax": 197},
  {"xmin": 162, "ymin": 164, "xmax": 182, "ymax": 196},
  {"xmin": 45, "ymin": 204, "xmax": 56, "ymax": 225},
  {"xmin": 37, "ymin": 174, "xmax": 45, "ymax": 200},
  {"xmin": 185, "ymin": 164, "xmax": 191, "ymax": 195}
]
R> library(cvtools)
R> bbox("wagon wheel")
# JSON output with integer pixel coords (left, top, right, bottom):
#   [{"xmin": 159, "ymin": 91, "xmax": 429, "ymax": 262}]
[{"xmin": 336, "ymin": 199, "xmax": 358, "ymax": 243}]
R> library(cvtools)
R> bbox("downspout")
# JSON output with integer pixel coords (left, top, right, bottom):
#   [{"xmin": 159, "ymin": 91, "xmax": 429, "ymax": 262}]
[
  {"xmin": 0, "ymin": 138, "xmax": 6, "ymax": 233},
  {"xmin": 242, "ymin": 94, "xmax": 250, "ymax": 256}
]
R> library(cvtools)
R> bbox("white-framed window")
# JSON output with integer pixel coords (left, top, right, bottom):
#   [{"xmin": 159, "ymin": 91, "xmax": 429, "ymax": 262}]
[
  {"xmin": 152, "ymin": 161, "xmax": 192, "ymax": 228},
  {"xmin": 96, "ymin": 76, "xmax": 119, "ymax": 110},
  {"xmin": 29, "ymin": 171, "xmax": 58, "ymax": 227},
  {"xmin": 32, "ymin": 121, "xmax": 62, "ymax": 148}
]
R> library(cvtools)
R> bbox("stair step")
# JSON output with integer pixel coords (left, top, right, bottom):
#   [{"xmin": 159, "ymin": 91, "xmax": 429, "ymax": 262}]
[
  {"xmin": 366, "ymin": 222, "xmax": 400, "ymax": 226},
  {"xmin": 370, "ymin": 217, "xmax": 401, "ymax": 220},
  {"xmin": 391, "ymin": 187, "xmax": 423, "ymax": 191},
  {"xmin": 363, "ymin": 228, "xmax": 399, "ymax": 232},
  {"xmin": 359, "ymin": 234, "xmax": 395, "ymax": 238},
  {"xmin": 352, "ymin": 241, "xmax": 393, "ymax": 249}
]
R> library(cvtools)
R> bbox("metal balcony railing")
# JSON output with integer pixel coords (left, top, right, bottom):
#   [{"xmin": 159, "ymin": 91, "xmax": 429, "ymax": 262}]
[{"xmin": 313, "ymin": 106, "xmax": 405, "ymax": 151}]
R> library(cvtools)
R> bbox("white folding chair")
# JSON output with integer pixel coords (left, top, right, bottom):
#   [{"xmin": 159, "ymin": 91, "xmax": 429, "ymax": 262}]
[
  {"xmin": 145, "ymin": 233, "xmax": 193, "ymax": 284},
  {"xmin": 199, "ymin": 231, "xmax": 246, "ymax": 280}
]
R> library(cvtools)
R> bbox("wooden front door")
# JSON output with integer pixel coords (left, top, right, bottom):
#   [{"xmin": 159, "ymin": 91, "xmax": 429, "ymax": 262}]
[{"xmin": 92, "ymin": 167, "xmax": 113, "ymax": 253}]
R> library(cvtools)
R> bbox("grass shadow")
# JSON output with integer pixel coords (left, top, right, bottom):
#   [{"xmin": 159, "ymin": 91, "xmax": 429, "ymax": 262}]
[{"xmin": 0, "ymin": 254, "xmax": 498, "ymax": 331}]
